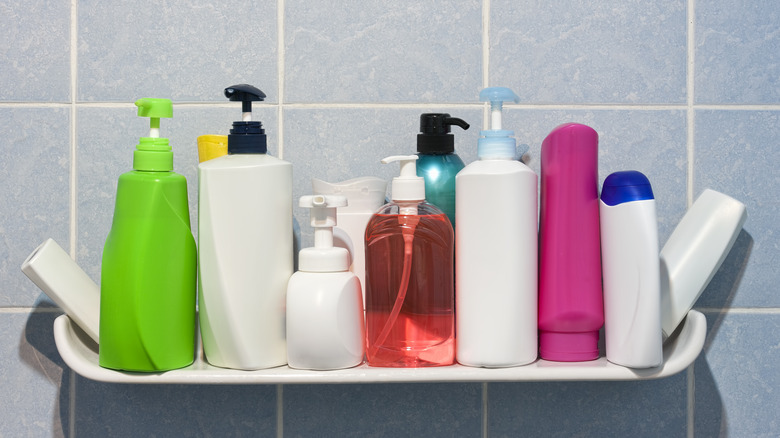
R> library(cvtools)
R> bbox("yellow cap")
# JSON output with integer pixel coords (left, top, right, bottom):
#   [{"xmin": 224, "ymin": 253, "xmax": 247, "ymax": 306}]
[{"xmin": 197, "ymin": 135, "xmax": 228, "ymax": 163}]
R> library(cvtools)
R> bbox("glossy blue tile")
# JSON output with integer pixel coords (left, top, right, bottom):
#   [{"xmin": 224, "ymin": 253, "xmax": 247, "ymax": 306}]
[
  {"xmin": 283, "ymin": 107, "xmax": 482, "ymax": 247},
  {"xmin": 284, "ymin": 0, "xmax": 482, "ymax": 103},
  {"xmin": 0, "ymin": 311, "xmax": 70, "ymax": 436},
  {"xmin": 694, "ymin": 312, "xmax": 780, "ymax": 437},
  {"xmin": 490, "ymin": 0, "xmax": 687, "ymax": 104},
  {"xmin": 506, "ymin": 109, "xmax": 688, "ymax": 243},
  {"xmin": 75, "ymin": 379, "xmax": 277, "ymax": 437},
  {"xmin": 695, "ymin": 1, "xmax": 780, "ymax": 104},
  {"xmin": 1, "ymin": 108, "xmax": 70, "ymax": 306},
  {"xmin": 77, "ymin": 0, "xmax": 278, "ymax": 102},
  {"xmin": 283, "ymin": 383, "xmax": 482, "ymax": 437},
  {"xmin": 488, "ymin": 375, "xmax": 688, "ymax": 437},
  {"xmin": 0, "ymin": 0, "xmax": 70, "ymax": 102},
  {"xmin": 76, "ymin": 105, "xmax": 278, "ymax": 282},
  {"xmin": 694, "ymin": 110, "xmax": 780, "ymax": 308}
]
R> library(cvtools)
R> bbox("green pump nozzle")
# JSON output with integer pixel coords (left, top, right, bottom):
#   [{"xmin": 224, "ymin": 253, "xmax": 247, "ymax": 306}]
[{"xmin": 134, "ymin": 98, "xmax": 173, "ymax": 171}]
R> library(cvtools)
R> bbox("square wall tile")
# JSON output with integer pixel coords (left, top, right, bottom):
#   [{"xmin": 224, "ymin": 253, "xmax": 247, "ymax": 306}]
[
  {"xmin": 695, "ymin": 1, "xmax": 780, "ymax": 104},
  {"xmin": 488, "ymin": 375, "xmax": 688, "ymax": 437},
  {"xmin": 283, "ymin": 107, "xmax": 482, "ymax": 247},
  {"xmin": 0, "ymin": 311, "xmax": 70, "ymax": 436},
  {"xmin": 0, "ymin": 0, "xmax": 70, "ymax": 102},
  {"xmin": 506, "ymin": 109, "xmax": 688, "ymax": 243},
  {"xmin": 284, "ymin": 1, "xmax": 482, "ymax": 103},
  {"xmin": 694, "ymin": 110, "xmax": 780, "ymax": 308},
  {"xmin": 283, "ymin": 383, "xmax": 482, "ymax": 437},
  {"xmin": 78, "ymin": 0, "xmax": 277, "ymax": 102},
  {"xmin": 490, "ymin": 0, "xmax": 687, "ymax": 104},
  {"xmin": 76, "ymin": 104, "xmax": 278, "ymax": 282},
  {"xmin": 1, "ymin": 108, "xmax": 70, "ymax": 306},
  {"xmin": 694, "ymin": 312, "xmax": 780, "ymax": 437},
  {"xmin": 75, "ymin": 379, "xmax": 277, "ymax": 437}
]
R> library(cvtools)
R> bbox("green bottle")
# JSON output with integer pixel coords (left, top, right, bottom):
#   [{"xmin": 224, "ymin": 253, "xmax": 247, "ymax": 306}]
[{"xmin": 98, "ymin": 98, "xmax": 197, "ymax": 372}]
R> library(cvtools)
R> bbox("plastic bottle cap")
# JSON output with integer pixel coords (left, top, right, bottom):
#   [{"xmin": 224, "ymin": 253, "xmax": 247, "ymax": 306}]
[
  {"xmin": 381, "ymin": 155, "xmax": 425, "ymax": 201},
  {"xmin": 600, "ymin": 170, "xmax": 655, "ymax": 206},
  {"xmin": 133, "ymin": 98, "xmax": 173, "ymax": 171},
  {"xmin": 539, "ymin": 331, "xmax": 600, "ymax": 361},
  {"xmin": 417, "ymin": 113, "xmax": 469, "ymax": 154},
  {"xmin": 477, "ymin": 87, "xmax": 520, "ymax": 160},
  {"xmin": 311, "ymin": 177, "xmax": 387, "ymax": 212},
  {"xmin": 224, "ymin": 84, "xmax": 268, "ymax": 154},
  {"xmin": 298, "ymin": 195, "xmax": 350, "ymax": 272}
]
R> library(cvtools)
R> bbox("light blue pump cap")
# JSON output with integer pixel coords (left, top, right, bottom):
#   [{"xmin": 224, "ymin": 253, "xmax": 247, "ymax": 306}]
[{"xmin": 478, "ymin": 87, "xmax": 520, "ymax": 159}]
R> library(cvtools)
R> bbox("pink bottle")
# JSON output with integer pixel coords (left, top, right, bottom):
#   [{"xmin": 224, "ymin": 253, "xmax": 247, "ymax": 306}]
[{"xmin": 538, "ymin": 123, "xmax": 603, "ymax": 362}]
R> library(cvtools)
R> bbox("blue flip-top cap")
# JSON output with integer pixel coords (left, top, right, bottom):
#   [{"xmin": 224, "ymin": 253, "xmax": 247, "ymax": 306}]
[{"xmin": 601, "ymin": 170, "xmax": 655, "ymax": 206}]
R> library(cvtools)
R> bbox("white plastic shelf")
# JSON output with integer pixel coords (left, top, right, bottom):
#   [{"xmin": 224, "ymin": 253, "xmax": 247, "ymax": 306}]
[{"xmin": 53, "ymin": 310, "xmax": 706, "ymax": 384}]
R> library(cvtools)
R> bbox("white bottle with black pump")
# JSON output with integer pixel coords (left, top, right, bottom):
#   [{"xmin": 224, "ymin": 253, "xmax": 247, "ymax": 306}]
[
  {"xmin": 455, "ymin": 87, "xmax": 538, "ymax": 368},
  {"xmin": 198, "ymin": 84, "xmax": 293, "ymax": 370},
  {"xmin": 287, "ymin": 195, "xmax": 365, "ymax": 370}
]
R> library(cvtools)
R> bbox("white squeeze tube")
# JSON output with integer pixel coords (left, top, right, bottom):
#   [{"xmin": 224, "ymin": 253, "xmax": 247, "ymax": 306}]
[
  {"xmin": 21, "ymin": 238, "xmax": 100, "ymax": 344},
  {"xmin": 660, "ymin": 189, "xmax": 747, "ymax": 341}
]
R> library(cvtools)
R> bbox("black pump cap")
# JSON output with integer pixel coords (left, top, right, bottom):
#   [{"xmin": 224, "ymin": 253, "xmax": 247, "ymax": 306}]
[
  {"xmin": 224, "ymin": 84, "xmax": 268, "ymax": 154},
  {"xmin": 417, "ymin": 113, "xmax": 470, "ymax": 154}
]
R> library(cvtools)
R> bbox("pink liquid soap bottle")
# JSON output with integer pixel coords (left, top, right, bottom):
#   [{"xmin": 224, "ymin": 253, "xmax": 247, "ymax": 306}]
[
  {"xmin": 364, "ymin": 155, "xmax": 455, "ymax": 367},
  {"xmin": 538, "ymin": 123, "xmax": 604, "ymax": 361}
]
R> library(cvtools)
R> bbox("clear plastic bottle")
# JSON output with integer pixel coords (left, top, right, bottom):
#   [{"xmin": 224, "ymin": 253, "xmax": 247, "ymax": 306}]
[{"xmin": 364, "ymin": 155, "xmax": 455, "ymax": 367}]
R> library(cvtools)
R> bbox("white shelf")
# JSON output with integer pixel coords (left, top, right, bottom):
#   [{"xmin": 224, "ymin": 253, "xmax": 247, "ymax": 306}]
[{"xmin": 53, "ymin": 310, "xmax": 706, "ymax": 384}]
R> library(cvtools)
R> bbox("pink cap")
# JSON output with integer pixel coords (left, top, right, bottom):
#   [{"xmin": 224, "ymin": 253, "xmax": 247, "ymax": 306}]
[{"xmin": 539, "ymin": 331, "xmax": 600, "ymax": 362}]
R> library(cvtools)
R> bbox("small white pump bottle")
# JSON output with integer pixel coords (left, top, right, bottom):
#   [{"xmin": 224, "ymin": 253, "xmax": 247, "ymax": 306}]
[
  {"xmin": 455, "ymin": 87, "xmax": 538, "ymax": 368},
  {"xmin": 198, "ymin": 84, "xmax": 293, "ymax": 370},
  {"xmin": 600, "ymin": 171, "xmax": 662, "ymax": 368},
  {"xmin": 287, "ymin": 195, "xmax": 365, "ymax": 370}
]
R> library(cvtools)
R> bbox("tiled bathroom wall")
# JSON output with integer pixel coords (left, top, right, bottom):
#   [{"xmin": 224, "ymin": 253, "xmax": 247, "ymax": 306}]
[{"xmin": 1, "ymin": 0, "xmax": 778, "ymax": 436}]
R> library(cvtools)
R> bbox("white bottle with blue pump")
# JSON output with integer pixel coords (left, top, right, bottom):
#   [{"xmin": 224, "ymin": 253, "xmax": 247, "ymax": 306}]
[
  {"xmin": 455, "ymin": 87, "xmax": 538, "ymax": 368},
  {"xmin": 600, "ymin": 170, "xmax": 662, "ymax": 368},
  {"xmin": 287, "ymin": 195, "xmax": 365, "ymax": 370}
]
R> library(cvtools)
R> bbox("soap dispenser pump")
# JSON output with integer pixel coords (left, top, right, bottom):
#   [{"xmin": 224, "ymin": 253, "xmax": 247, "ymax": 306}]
[
  {"xmin": 99, "ymin": 98, "xmax": 197, "ymax": 372},
  {"xmin": 198, "ymin": 84, "xmax": 293, "ymax": 370},
  {"xmin": 416, "ymin": 113, "xmax": 469, "ymax": 227},
  {"xmin": 364, "ymin": 155, "xmax": 455, "ymax": 367},
  {"xmin": 287, "ymin": 195, "xmax": 365, "ymax": 370},
  {"xmin": 455, "ymin": 87, "xmax": 539, "ymax": 368}
]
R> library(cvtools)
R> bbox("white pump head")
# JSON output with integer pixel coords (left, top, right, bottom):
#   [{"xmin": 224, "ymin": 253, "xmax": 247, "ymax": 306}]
[
  {"xmin": 381, "ymin": 155, "xmax": 425, "ymax": 201},
  {"xmin": 298, "ymin": 195, "xmax": 350, "ymax": 272}
]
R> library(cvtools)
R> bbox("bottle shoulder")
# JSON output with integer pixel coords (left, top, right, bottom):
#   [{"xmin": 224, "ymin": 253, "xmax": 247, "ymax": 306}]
[
  {"xmin": 459, "ymin": 159, "xmax": 535, "ymax": 176},
  {"xmin": 372, "ymin": 201, "xmax": 446, "ymax": 216},
  {"xmin": 199, "ymin": 153, "xmax": 291, "ymax": 170}
]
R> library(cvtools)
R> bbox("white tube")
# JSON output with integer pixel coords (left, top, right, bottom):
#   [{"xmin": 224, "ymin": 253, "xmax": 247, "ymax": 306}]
[
  {"xmin": 660, "ymin": 189, "xmax": 747, "ymax": 340},
  {"xmin": 21, "ymin": 239, "xmax": 100, "ymax": 344}
]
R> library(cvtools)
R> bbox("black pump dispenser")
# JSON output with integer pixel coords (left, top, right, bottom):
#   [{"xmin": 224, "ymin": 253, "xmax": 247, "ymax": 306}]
[
  {"xmin": 417, "ymin": 113, "xmax": 470, "ymax": 154},
  {"xmin": 225, "ymin": 84, "xmax": 267, "ymax": 154}
]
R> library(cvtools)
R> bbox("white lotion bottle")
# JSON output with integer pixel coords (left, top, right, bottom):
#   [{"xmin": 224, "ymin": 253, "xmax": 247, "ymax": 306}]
[
  {"xmin": 287, "ymin": 195, "xmax": 365, "ymax": 370},
  {"xmin": 600, "ymin": 171, "xmax": 662, "ymax": 368},
  {"xmin": 312, "ymin": 177, "xmax": 387, "ymax": 299},
  {"xmin": 198, "ymin": 84, "xmax": 293, "ymax": 370},
  {"xmin": 455, "ymin": 87, "xmax": 538, "ymax": 368},
  {"xmin": 661, "ymin": 189, "xmax": 747, "ymax": 340}
]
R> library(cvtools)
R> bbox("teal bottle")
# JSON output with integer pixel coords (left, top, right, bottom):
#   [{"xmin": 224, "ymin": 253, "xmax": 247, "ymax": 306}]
[{"xmin": 415, "ymin": 113, "xmax": 469, "ymax": 228}]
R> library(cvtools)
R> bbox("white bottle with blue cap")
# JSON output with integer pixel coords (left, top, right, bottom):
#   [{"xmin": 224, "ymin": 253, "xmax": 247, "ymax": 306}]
[
  {"xmin": 455, "ymin": 87, "xmax": 538, "ymax": 368},
  {"xmin": 600, "ymin": 170, "xmax": 662, "ymax": 368}
]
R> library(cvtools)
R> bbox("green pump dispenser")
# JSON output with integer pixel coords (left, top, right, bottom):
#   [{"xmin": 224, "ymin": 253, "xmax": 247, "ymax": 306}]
[{"xmin": 98, "ymin": 98, "xmax": 197, "ymax": 372}]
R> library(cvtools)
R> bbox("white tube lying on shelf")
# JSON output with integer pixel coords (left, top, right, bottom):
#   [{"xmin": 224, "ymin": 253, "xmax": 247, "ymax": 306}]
[
  {"xmin": 661, "ymin": 189, "xmax": 747, "ymax": 341},
  {"xmin": 21, "ymin": 238, "xmax": 100, "ymax": 344}
]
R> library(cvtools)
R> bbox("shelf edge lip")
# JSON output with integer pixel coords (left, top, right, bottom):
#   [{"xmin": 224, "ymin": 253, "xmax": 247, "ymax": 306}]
[{"xmin": 53, "ymin": 310, "xmax": 706, "ymax": 384}]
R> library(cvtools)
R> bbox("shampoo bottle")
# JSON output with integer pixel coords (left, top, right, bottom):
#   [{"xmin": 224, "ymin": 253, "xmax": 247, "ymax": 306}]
[
  {"xmin": 455, "ymin": 87, "xmax": 538, "ymax": 368},
  {"xmin": 538, "ymin": 123, "xmax": 603, "ymax": 362},
  {"xmin": 415, "ymin": 113, "xmax": 469, "ymax": 228},
  {"xmin": 99, "ymin": 98, "xmax": 196, "ymax": 372},
  {"xmin": 198, "ymin": 84, "xmax": 293, "ymax": 370},
  {"xmin": 364, "ymin": 155, "xmax": 455, "ymax": 367},
  {"xmin": 312, "ymin": 177, "xmax": 387, "ymax": 297},
  {"xmin": 600, "ymin": 171, "xmax": 662, "ymax": 368},
  {"xmin": 287, "ymin": 195, "xmax": 365, "ymax": 370}
]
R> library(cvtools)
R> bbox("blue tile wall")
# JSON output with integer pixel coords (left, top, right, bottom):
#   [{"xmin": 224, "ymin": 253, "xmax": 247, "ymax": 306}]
[{"xmin": 1, "ymin": 0, "xmax": 778, "ymax": 437}]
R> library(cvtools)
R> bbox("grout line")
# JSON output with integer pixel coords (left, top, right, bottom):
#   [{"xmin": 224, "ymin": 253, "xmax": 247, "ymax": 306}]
[
  {"xmin": 482, "ymin": 0, "xmax": 490, "ymax": 89},
  {"xmin": 277, "ymin": 0, "xmax": 285, "ymax": 160},
  {"xmin": 276, "ymin": 384, "xmax": 284, "ymax": 438},
  {"xmin": 686, "ymin": 0, "xmax": 696, "ymax": 207},
  {"xmin": 482, "ymin": 382, "xmax": 489, "ymax": 438},
  {"xmin": 70, "ymin": 369, "xmax": 77, "ymax": 438},
  {"xmin": 69, "ymin": 0, "xmax": 79, "ymax": 261},
  {"xmin": 687, "ymin": 365, "xmax": 695, "ymax": 438},
  {"xmin": 697, "ymin": 307, "xmax": 780, "ymax": 314}
]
